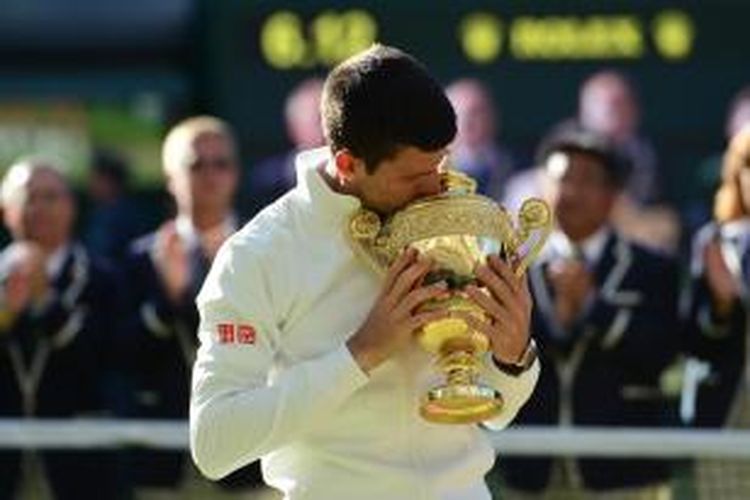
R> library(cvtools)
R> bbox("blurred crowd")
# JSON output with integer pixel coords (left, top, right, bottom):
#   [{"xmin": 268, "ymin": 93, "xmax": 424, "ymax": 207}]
[{"xmin": 0, "ymin": 70, "xmax": 749, "ymax": 500}]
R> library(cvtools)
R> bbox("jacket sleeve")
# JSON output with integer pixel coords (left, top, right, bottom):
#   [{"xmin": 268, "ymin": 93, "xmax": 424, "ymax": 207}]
[
  {"xmin": 682, "ymin": 226, "xmax": 746, "ymax": 364},
  {"xmin": 189, "ymin": 240, "xmax": 369, "ymax": 480},
  {"xmin": 118, "ymin": 244, "xmax": 197, "ymax": 372},
  {"xmin": 481, "ymin": 356, "xmax": 540, "ymax": 430}
]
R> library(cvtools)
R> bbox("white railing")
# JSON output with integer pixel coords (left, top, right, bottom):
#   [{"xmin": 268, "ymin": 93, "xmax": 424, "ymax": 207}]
[{"xmin": 2, "ymin": 419, "xmax": 750, "ymax": 459}]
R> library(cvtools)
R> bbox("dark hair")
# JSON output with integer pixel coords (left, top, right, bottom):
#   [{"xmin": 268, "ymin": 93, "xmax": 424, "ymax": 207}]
[
  {"xmin": 536, "ymin": 122, "xmax": 630, "ymax": 189},
  {"xmin": 321, "ymin": 44, "xmax": 456, "ymax": 172},
  {"xmin": 91, "ymin": 149, "xmax": 130, "ymax": 189}
]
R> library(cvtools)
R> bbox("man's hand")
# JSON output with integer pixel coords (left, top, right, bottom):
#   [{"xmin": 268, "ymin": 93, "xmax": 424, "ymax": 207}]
[
  {"xmin": 704, "ymin": 240, "xmax": 739, "ymax": 318},
  {"xmin": 151, "ymin": 221, "xmax": 189, "ymax": 305},
  {"xmin": 462, "ymin": 255, "xmax": 532, "ymax": 365},
  {"xmin": 347, "ymin": 248, "xmax": 451, "ymax": 374},
  {"xmin": 547, "ymin": 260, "xmax": 593, "ymax": 329},
  {"xmin": 200, "ymin": 223, "xmax": 229, "ymax": 262},
  {"xmin": 2, "ymin": 242, "xmax": 48, "ymax": 315}
]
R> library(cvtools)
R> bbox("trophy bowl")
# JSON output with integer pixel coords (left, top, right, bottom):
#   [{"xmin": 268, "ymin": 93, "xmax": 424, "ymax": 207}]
[{"xmin": 348, "ymin": 168, "xmax": 551, "ymax": 424}]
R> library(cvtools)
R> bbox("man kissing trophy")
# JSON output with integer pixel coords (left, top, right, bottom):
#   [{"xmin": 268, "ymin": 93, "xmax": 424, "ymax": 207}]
[{"xmin": 348, "ymin": 161, "xmax": 552, "ymax": 424}]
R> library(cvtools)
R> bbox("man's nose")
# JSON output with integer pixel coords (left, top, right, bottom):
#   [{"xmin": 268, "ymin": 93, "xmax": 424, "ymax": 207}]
[{"xmin": 435, "ymin": 154, "xmax": 450, "ymax": 175}]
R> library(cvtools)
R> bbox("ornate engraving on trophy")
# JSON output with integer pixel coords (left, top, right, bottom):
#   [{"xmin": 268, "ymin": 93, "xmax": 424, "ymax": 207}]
[{"xmin": 348, "ymin": 166, "xmax": 552, "ymax": 424}]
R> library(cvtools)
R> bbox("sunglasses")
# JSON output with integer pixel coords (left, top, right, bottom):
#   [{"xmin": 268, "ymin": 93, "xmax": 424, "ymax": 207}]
[{"xmin": 189, "ymin": 157, "xmax": 236, "ymax": 173}]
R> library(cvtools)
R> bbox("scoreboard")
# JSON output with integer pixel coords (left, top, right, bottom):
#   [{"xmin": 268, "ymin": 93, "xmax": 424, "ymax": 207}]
[
  {"xmin": 257, "ymin": 8, "xmax": 694, "ymax": 69},
  {"xmin": 199, "ymin": 0, "xmax": 750, "ymax": 190}
]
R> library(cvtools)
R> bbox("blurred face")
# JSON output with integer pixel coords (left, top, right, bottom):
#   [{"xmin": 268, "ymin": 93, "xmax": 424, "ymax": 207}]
[
  {"xmin": 727, "ymin": 100, "xmax": 750, "ymax": 139},
  {"xmin": 3, "ymin": 169, "xmax": 75, "ymax": 249},
  {"xmin": 344, "ymin": 146, "xmax": 447, "ymax": 215},
  {"xmin": 288, "ymin": 84, "xmax": 324, "ymax": 149},
  {"xmin": 545, "ymin": 150, "xmax": 618, "ymax": 242},
  {"xmin": 580, "ymin": 77, "xmax": 638, "ymax": 141},
  {"xmin": 448, "ymin": 85, "xmax": 495, "ymax": 148},
  {"xmin": 168, "ymin": 132, "xmax": 239, "ymax": 216},
  {"xmin": 739, "ymin": 165, "xmax": 750, "ymax": 214},
  {"xmin": 88, "ymin": 171, "xmax": 118, "ymax": 204}
]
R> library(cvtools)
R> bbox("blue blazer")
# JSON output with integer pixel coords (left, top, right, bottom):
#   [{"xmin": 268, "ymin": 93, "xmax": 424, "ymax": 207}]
[
  {"xmin": 121, "ymin": 227, "xmax": 262, "ymax": 489},
  {"xmin": 0, "ymin": 244, "xmax": 124, "ymax": 500},
  {"xmin": 498, "ymin": 233, "xmax": 680, "ymax": 491},
  {"xmin": 682, "ymin": 222, "xmax": 749, "ymax": 428},
  {"xmin": 119, "ymin": 230, "xmax": 207, "ymax": 487}
]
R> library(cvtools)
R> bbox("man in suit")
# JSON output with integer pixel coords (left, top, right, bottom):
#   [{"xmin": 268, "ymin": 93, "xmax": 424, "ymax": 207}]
[
  {"xmin": 495, "ymin": 126, "xmax": 680, "ymax": 499},
  {"xmin": 0, "ymin": 157, "xmax": 123, "ymax": 499},
  {"xmin": 445, "ymin": 78, "xmax": 516, "ymax": 201},
  {"xmin": 245, "ymin": 77, "xmax": 325, "ymax": 216},
  {"xmin": 122, "ymin": 116, "xmax": 261, "ymax": 498}
]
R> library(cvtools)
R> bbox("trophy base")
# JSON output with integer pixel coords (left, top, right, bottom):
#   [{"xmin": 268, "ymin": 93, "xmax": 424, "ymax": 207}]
[{"xmin": 420, "ymin": 384, "xmax": 503, "ymax": 424}]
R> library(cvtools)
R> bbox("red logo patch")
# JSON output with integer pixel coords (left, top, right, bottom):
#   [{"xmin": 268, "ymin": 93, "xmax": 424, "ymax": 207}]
[
  {"xmin": 217, "ymin": 323, "xmax": 235, "ymax": 344},
  {"xmin": 237, "ymin": 324, "xmax": 256, "ymax": 344}
]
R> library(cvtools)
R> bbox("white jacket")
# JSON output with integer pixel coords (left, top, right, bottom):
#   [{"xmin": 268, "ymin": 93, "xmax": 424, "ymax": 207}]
[{"xmin": 190, "ymin": 148, "xmax": 539, "ymax": 500}]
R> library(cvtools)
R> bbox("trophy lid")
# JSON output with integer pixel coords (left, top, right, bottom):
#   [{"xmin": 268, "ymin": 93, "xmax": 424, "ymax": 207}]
[
  {"xmin": 441, "ymin": 169, "xmax": 477, "ymax": 195},
  {"xmin": 347, "ymin": 161, "xmax": 552, "ymax": 278},
  {"xmin": 379, "ymin": 166, "xmax": 512, "ymax": 254}
]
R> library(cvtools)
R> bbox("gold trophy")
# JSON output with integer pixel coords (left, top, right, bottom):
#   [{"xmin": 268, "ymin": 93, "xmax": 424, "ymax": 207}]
[{"xmin": 348, "ymin": 166, "xmax": 552, "ymax": 424}]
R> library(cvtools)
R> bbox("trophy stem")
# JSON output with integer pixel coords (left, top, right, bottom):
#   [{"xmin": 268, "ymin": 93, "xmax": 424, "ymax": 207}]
[
  {"xmin": 441, "ymin": 349, "xmax": 478, "ymax": 387},
  {"xmin": 420, "ymin": 345, "xmax": 504, "ymax": 424}
]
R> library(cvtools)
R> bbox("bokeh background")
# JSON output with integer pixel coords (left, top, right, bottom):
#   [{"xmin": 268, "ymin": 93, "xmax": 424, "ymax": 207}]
[{"xmin": 1, "ymin": 0, "xmax": 748, "ymax": 233}]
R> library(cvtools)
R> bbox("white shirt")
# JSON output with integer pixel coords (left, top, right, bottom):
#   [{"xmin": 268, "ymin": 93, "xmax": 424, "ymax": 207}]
[
  {"xmin": 544, "ymin": 227, "xmax": 611, "ymax": 267},
  {"xmin": 190, "ymin": 147, "xmax": 539, "ymax": 500},
  {"xmin": 174, "ymin": 213, "xmax": 237, "ymax": 252},
  {"xmin": 46, "ymin": 244, "xmax": 70, "ymax": 280}
]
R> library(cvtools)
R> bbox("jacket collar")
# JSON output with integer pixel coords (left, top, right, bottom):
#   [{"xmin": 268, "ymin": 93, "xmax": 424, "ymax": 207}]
[
  {"xmin": 544, "ymin": 227, "xmax": 611, "ymax": 268},
  {"xmin": 293, "ymin": 147, "xmax": 361, "ymax": 228},
  {"xmin": 531, "ymin": 232, "xmax": 642, "ymax": 331}
]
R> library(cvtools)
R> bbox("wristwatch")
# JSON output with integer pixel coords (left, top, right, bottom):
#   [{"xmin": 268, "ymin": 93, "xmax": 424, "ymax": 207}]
[{"xmin": 493, "ymin": 338, "xmax": 538, "ymax": 377}]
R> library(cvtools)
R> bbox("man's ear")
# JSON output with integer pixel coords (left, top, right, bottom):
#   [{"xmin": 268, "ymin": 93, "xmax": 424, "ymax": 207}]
[{"xmin": 333, "ymin": 149, "xmax": 365, "ymax": 181}]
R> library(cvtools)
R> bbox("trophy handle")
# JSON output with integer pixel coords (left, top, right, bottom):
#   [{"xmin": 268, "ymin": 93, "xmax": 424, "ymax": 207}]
[
  {"xmin": 347, "ymin": 209, "xmax": 392, "ymax": 276},
  {"xmin": 503, "ymin": 198, "xmax": 553, "ymax": 277}
]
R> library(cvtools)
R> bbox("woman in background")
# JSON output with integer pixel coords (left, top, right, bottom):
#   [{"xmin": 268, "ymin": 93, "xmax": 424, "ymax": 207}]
[{"xmin": 682, "ymin": 126, "xmax": 750, "ymax": 499}]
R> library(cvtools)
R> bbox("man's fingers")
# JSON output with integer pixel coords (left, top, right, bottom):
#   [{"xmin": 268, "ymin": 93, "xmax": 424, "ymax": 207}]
[
  {"xmin": 408, "ymin": 309, "xmax": 454, "ymax": 331},
  {"xmin": 465, "ymin": 285, "xmax": 505, "ymax": 322},
  {"xmin": 519, "ymin": 276, "xmax": 532, "ymax": 309},
  {"xmin": 451, "ymin": 308, "xmax": 529, "ymax": 359},
  {"xmin": 382, "ymin": 247, "xmax": 418, "ymax": 294},
  {"xmin": 488, "ymin": 255, "xmax": 522, "ymax": 293},
  {"xmin": 476, "ymin": 263, "xmax": 516, "ymax": 310},
  {"xmin": 396, "ymin": 281, "xmax": 449, "ymax": 316},
  {"xmin": 448, "ymin": 310, "xmax": 494, "ymax": 338},
  {"xmin": 387, "ymin": 257, "xmax": 433, "ymax": 305}
]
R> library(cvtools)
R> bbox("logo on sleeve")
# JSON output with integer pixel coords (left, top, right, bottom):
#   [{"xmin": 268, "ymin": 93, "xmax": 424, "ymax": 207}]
[
  {"xmin": 217, "ymin": 323, "xmax": 235, "ymax": 344},
  {"xmin": 216, "ymin": 323, "xmax": 256, "ymax": 345},
  {"xmin": 237, "ymin": 324, "xmax": 256, "ymax": 344}
]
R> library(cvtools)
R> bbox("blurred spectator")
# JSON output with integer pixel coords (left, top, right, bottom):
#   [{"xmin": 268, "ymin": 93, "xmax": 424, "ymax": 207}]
[
  {"xmin": 494, "ymin": 127, "xmax": 679, "ymax": 499},
  {"xmin": 579, "ymin": 71, "xmax": 681, "ymax": 252},
  {"xmin": 244, "ymin": 77, "xmax": 325, "ymax": 216},
  {"xmin": 502, "ymin": 161, "xmax": 547, "ymax": 214},
  {"xmin": 504, "ymin": 119, "xmax": 681, "ymax": 253},
  {"xmin": 445, "ymin": 78, "xmax": 515, "ymax": 200},
  {"xmin": 121, "ymin": 116, "xmax": 261, "ymax": 498},
  {"xmin": 0, "ymin": 157, "xmax": 124, "ymax": 499},
  {"xmin": 578, "ymin": 70, "xmax": 661, "ymax": 206},
  {"xmin": 684, "ymin": 86, "xmax": 750, "ymax": 234},
  {"xmin": 681, "ymin": 126, "xmax": 750, "ymax": 499},
  {"xmin": 82, "ymin": 148, "xmax": 146, "ymax": 261}
]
